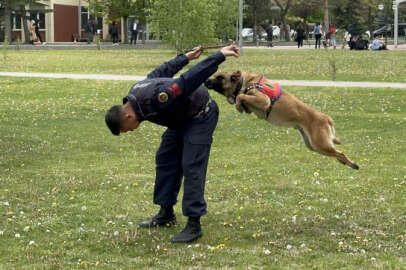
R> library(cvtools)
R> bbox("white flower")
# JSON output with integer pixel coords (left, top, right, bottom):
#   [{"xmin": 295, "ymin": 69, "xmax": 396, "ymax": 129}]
[
  {"xmin": 29, "ymin": 240, "xmax": 35, "ymax": 245},
  {"xmin": 313, "ymin": 172, "xmax": 319, "ymax": 177},
  {"xmin": 0, "ymin": 231, "xmax": 4, "ymax": 235},
  {"xmin": 23, "ymin": 226, "xmax": 30, "ymax": 232},
  {"xmin": 113, "ymin": 231, "xmax": 119, "ymax": 237},
  {"xmin": 286, "ymin": 244, "xmax": 293, "ymax": 250},
  {"xmin": 4, "ymin": 202, "xmax": 9, "ymax": 206},
  {"xmin": 15, "ymin": 233, "xmax": 21, "ymax": 238},
  {"xmin": 81, "ymin": 206, "xmax": 87, "ymax": 211},
  {"xmin": 264, "ymin": 249, "xmax": 271, "ymax": 255}
]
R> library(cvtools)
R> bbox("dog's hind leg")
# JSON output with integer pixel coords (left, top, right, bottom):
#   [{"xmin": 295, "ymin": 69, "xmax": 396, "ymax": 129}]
[
  {"xmin": 296, "ymin": 126, "xmax": 314, "ymax": 151},
  {"xmin": 309, "ymin": 124, "xmax": 359, "ymax": 170}
]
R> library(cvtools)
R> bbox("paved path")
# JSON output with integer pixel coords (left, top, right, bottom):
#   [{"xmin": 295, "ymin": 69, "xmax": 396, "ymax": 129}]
[{"xmin": 1, "ymin": 71, "xmax": 406, "ymax": 89}]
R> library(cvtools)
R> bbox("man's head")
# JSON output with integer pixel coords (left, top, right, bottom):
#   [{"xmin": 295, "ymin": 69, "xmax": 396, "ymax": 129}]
[{"xmin": 105, "ymin": 103, "xmax": 139, "ymax": 136}]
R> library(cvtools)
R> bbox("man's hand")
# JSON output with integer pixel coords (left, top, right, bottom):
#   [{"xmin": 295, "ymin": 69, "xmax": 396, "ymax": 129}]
[
  {"xmin": 220, "ymin": 44, "xmax": 240, "ymax": 58},
  {"xmin": 185, "ymin": 46, "xmax": 203, "ymax": 61}
]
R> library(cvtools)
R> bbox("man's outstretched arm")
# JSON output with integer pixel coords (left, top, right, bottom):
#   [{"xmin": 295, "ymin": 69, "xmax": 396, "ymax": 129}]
[{"xmin": 147, "ymin": 46, "xmax": 203, "ymax": 79}]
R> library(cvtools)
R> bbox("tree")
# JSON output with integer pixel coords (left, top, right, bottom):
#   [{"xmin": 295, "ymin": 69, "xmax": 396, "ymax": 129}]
[
  {"xmin": 323, "ymin": 0, "xmax": 329, "ymax": 32},
  {"xmin": 245, "ymin": 0, "xmax": 274, "ymax": 43},
  {"xmin": 212, "ymin": 0, "xmax": 238, "ymax": 43},
  {"xmin": 150, "ymin": 0, "xmax": 217, "ymax": 52},
  {"xmin": 1, "ymin": 0, "xmax": 12, "ymax": 42},
  {"xmin": 289, "ymin": 0, "xmax": 322, "ymax": 33},
  {"xmin": 273, "ymin": 0, "xmax": 293, "ymax": 41}
]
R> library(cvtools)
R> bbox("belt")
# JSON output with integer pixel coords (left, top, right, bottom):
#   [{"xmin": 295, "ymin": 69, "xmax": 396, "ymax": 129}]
[{"xmin": 193, "ymin": 99, "xmax": 212, "ymax": 119}]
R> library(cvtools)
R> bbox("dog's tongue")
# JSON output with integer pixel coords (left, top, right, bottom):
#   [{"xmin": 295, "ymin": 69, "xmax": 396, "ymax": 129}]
[{"xmin": 227, "ymin": 97, "xmax": 236, "ymax": 104}]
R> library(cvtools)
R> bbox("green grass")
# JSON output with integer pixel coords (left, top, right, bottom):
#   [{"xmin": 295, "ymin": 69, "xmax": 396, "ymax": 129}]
[
  {"xmin": 0, "ymin": 74, "xmax": 405, "ymax": 269},
  {"xmin": 1, "ymin": 48, "xmax": 406, "ymax": 82}
]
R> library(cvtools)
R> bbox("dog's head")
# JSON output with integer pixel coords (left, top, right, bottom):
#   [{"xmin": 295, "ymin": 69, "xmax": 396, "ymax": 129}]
[{"xmin": 204, "ymin": 71, "xmax": 242, "ymax": 104}]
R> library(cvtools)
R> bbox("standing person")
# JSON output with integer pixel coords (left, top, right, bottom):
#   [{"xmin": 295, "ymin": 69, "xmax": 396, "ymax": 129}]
[
  {"xmin": 34, "ymin": 20, "xmax": 43, "ymax": 44},
  {"xmin": 130, "ymin": 19, "xmax": 139, "ymax": 45},
  {"xmin": 86, "ymin": 20, "xmax": 94, "ymax": 44},
  {"xmin": 314, "ymin": 22, "xmax": 322, "ymax": 49},
  {"xmin": 105, "ymin": 44, "xmax": 240, "ymax": 243},
  {"xmin": 265, "ymin": 24, "xmax": 273, "ymax": 47},
  {"xmin": 296, "ymin": 24, "xmax": 305, "ymax": 48},
  {"xmin": 29, "ymin": 20, "xmax": 38, "ymax": 45},
  {"xmin": 109, "ymin": 22, "xmax": 119, "ymax": 45},
  {"xmin": 329, "ymin": 24, "xmax": 337, "ymax": 49}
]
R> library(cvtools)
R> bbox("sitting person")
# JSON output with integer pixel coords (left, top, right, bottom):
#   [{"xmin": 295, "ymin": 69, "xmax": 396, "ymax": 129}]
[{"xmin": 371, "ymin": 36, "xmax": 387, "ymax": 51}]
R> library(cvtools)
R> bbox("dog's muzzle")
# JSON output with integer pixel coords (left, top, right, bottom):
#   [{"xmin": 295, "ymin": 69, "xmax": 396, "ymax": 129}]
[{"xmin": 204, "ymin": 79, "xmax": 236, "ymax": 104}]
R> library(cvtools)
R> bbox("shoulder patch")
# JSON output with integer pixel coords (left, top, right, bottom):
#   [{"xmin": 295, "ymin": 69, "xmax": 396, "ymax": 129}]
[{"xmin": 168, "ymin": 83, "xmax": 182, "ymax": 97}]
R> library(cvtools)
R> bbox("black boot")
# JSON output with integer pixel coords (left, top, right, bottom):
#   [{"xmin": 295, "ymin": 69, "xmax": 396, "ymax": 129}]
[
  {"xmin": 139, "ymin": 206, "xmax": 176, "ymax": 228},
  {"xmin": 171, "ymin": 216, "xmax": 202, "ymax": 243}
]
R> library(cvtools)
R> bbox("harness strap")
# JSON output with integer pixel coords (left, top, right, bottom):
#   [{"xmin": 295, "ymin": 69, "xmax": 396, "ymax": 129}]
[{"xmin": 243, "ymin": 76, "xmax": 282, "ymax": 118}]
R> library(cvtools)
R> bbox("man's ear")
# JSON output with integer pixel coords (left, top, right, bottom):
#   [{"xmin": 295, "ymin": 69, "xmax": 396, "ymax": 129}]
[
  {"xmin": 231, "ymin": 70, "xmax": 241, "ymax": 82},
  {"xmin": 124, "ymin": 113, "xmax": 134, "ymax": 120}
]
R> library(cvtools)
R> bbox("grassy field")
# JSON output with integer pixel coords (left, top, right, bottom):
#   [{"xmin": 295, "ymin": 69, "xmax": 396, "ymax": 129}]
[
  {"xmin": 0, "ymin": 50, "xmax": 405, "ymax": 269},
  {"xmin": 1, "ymin": 48, "xmax": 406, "ymax": 82}
]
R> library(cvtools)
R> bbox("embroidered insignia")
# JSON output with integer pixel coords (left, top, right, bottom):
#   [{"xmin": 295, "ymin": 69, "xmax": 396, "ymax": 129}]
[{"xmin": 158, "ymin": 92, "xmax": 169, "ymax": 103}]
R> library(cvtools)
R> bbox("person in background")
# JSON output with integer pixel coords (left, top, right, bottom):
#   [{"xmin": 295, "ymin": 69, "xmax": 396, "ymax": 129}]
[
  {"xmin": 296, "ymin": 24, "xmax": 305, "ymax": 48},
  {"xmin": 130, "ymin": 19, "xmax": 139, "ymax": 46},
  {"xmin": 109, "ymin": 22, "xmax": 119, "ymax": 45},
  {"xmin": 265, "ymin": 24, "xmax": 273, "ymax": 47},
  {"xmin": 329, "ymin": 24, "xmax": 336, "ymax": 49},
  {"xmin": 371, "ymin": 36, "xmax": 387, "ymax": 50},
  {"xmin": 34, "ymin": 20, "xmax": 43, "ymax": 45},
  {"xmin": 314, "ymin": 22, "xmax": 322, "ymax": 49},
  {"xmin": 29, "ymin": 20, "xmax": 38, "ymax": 45}
]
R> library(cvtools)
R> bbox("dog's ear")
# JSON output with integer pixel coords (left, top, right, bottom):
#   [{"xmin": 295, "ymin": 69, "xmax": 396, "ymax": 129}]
[{"xmin": 231, "ymin": 70, "xmax": 241, "ymax": 82}]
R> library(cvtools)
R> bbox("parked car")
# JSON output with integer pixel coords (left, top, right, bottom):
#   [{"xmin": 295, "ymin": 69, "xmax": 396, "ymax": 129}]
[
  {"xmin": 241, "ymin": 26, "xmax": 280, "ymax": 41},
  {"xmin": 372, "ymin": 23, "xmax": 406, "ymax": 37}
]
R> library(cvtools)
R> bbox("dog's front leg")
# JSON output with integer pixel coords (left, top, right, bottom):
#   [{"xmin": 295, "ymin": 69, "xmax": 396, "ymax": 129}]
[{"xmin": 235, "ymin": 94, "xmax": 245, "ymax": 113}]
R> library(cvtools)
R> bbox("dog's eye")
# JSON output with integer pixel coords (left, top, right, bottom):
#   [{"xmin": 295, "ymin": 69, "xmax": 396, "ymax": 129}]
[{"xmin": 217, "ymin": 75, "xmax": 224, "ymax": 80}]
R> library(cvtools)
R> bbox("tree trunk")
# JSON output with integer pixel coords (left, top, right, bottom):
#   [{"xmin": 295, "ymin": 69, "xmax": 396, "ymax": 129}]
[
  {"xmin": 4, "ymin": 0, "xmax": 12, "ymax": 42},
  {"xmin": 123, "ymin": 16, "xmax": 128, "ymax": 43},
  {"xmin": 323, "ymin": 0, "xmax": 329, "ymax": 33},
  {"xmin": 19, "ymin": 5, "xmax": 31, "ymax": 44},
  {"xmin": 253, "ymin": 0, "xmax": 258, "ymax": 45}
]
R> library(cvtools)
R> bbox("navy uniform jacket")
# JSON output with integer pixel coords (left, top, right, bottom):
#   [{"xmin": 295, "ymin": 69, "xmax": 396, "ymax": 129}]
[{"xmin": 123, "ymin": 52, "xmax": 225, "ymax": 129}]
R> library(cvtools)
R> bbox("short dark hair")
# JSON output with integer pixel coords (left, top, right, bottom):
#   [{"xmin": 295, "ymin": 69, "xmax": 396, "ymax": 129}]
[{"xmin": 105, "ymin": 105, "xmax": 123, "ymax": 136}]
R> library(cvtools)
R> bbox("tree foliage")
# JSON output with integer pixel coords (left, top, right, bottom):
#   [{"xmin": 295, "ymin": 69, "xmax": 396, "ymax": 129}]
[{"xmin": 150, "ymin": 0, "xmax": 221, "ymax": 52}]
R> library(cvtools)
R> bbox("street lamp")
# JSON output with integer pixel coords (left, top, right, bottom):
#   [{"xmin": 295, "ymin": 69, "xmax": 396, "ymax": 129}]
[{"xmin": 377, "ymin": 2, "xmax": 389, "ymax": 45}]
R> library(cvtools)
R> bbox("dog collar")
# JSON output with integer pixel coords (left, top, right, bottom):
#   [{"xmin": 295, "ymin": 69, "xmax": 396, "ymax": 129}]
[{"xmin": 232, "ymin": 77, "xmax": 245, "ymax": 99}]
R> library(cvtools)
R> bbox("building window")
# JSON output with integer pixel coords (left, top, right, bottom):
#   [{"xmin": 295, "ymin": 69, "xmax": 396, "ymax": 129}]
[
  {"xmin": 81, "ymin": 6, "xmax": 89, "ymax": 29},
  {"xmin": 30, "ymin": 12, "xmax": 45, "ymax": 29},
  {"xmin": 12, "ymin": 12, "xmax": 22, "ymax": 30},
  {"xmin": 81, "ymin": 7, "xmax": 102, "ymax": 31}
]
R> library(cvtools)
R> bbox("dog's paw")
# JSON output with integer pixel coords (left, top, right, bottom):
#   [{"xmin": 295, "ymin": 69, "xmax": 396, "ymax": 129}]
[{"xmin": 235, "ymin": 103, "xmax": 244, "ymax": 113}]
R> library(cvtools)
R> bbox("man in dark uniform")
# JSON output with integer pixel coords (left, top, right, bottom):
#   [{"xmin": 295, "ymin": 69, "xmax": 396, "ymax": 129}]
[{"xmin": 105, "ymin": 44, "xmax": 240, "ymax": 243}]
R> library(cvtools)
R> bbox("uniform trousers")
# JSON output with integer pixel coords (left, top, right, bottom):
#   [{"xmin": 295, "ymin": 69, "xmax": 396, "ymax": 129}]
[{"xmin": 153, "ymin": 100, "xmax": 219, "ymax": 217}]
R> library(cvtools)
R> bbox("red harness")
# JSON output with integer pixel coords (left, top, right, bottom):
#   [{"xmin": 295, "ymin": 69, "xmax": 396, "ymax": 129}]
[{"xmin": 244, "ymin": 76, "xmax": 282, "ymax": 117}]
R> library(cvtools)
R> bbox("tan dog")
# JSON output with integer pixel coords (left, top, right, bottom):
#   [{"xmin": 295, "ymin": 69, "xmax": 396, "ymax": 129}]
[{"xmin": 205, "ymin": 71, "xmax": 359, "ymax": 170}]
